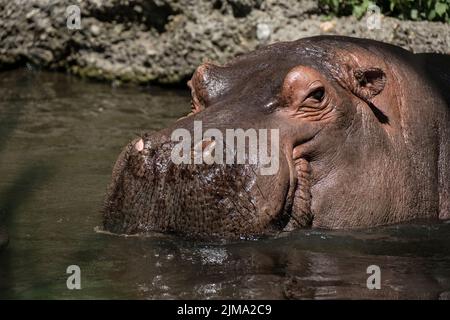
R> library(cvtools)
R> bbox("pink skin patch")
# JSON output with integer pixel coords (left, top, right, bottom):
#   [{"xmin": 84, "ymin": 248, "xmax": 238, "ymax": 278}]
[{"xmin": 135, "ymin": 139, "xmax": 144, "ymax": 152}]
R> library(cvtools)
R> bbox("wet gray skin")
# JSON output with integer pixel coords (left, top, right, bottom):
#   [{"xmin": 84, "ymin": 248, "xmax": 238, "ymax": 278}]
[{"xmin": 0, "ymin": 69, "xmax": 449, "ymax": 299}]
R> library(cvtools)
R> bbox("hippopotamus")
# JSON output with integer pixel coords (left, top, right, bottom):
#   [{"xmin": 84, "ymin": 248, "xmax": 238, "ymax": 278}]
[{"xmin": 103, "ymin": 36, "xmax": 450, "ymax": 239}]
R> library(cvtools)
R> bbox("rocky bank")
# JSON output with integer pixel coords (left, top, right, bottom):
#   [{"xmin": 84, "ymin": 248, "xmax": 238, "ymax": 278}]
[{"xmin": 1, "ymin": 0, "xmax": 449, "ymax": 84}]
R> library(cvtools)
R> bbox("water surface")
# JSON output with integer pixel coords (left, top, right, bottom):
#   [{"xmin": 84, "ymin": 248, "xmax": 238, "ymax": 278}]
[{"xmin": 0, "ymin": 69, "xmax": 449, "ymax": 299}]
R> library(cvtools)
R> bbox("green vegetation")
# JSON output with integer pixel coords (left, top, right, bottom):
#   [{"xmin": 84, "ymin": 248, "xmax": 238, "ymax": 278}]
[{"xmin": 318, "ymin": 0, "xmax": 450, "ymax": 22}]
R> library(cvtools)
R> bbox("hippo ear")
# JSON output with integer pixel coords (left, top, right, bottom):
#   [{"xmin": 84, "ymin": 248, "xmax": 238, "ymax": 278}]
[{"xmin": 352, "ymin": 67, "xmax": 386, "ymax": 101}]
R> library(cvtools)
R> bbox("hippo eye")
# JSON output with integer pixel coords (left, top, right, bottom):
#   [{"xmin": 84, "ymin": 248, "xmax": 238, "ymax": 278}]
[{"xmin": 307, "ymin": 87, "xmax": 325, "ymax": 102}]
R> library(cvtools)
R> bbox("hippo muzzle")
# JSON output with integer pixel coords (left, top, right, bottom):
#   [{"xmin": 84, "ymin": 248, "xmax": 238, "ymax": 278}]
[{"xmin": 103, "ymin": 118, "xmax": 297, "ymax": 239}]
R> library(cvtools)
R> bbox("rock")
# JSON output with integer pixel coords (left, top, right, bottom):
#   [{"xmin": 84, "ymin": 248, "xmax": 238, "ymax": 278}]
[
  {"xmin": 320, "ymin": 20, "xmax": 336, "ymax": 33},
  {"xmin": 256, "ymin": 23, "xmax": 271, "ymax": 42},
  {"xmin": 90, "ymin": 24, "xmax": 101, "ymax": 36},
  {"xmin": 0, "ymin": 0, "xmax": 448, "ymax": 84}
]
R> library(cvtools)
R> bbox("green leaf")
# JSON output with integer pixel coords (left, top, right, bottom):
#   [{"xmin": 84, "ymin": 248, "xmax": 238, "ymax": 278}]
[
  {"xmin": 435, "ymin": 2, "xmax": 448, "ymax": 17},
  {"xmin": 428, "ymin": 9, "xmax": 437, "ymax": 20},
  {"xmin": 353, "ymin": 5, "xmax": 365, "ymax": 19},
  {"xmin": 332, "ymin": 0, "xmax": 339, "ymax": 11},
  {"xmin": 410, "ymin": 9, "xmax": 418, "ymax": 20},
  {"xmin": 390, "ymin": 1, "xmax": 395, "ymax": 11}
]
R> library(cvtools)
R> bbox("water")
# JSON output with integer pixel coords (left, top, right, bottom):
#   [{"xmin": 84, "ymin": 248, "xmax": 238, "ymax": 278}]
[{"xmin": 0, "ymin": 68, "xmax": 449, "ymax": 299}]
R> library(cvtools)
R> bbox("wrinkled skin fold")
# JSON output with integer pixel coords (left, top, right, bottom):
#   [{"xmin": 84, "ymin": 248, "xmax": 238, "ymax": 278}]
[{"xmin": 103, "ymin": 36, "xmax": 450, "ymax": 240}]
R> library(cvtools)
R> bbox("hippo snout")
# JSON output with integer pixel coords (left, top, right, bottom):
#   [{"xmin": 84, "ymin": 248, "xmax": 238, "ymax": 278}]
[{"xmin": 103, "ymin": 131, "xmax": 291, "ymax": 239}]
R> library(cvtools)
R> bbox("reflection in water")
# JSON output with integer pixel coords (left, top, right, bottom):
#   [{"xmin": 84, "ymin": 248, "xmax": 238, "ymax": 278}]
[{"xmin": 0, "ymin": 69, "xmax": 449, "ymax": 299}]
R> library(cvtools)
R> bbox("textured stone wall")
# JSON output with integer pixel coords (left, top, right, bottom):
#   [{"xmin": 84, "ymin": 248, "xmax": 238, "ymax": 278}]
[{"xmin": 1, "ymin": 0, "xmax": 449, "ymax": 84}]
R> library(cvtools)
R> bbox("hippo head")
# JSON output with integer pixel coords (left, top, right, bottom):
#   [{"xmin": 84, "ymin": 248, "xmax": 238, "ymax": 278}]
[{"xmin": 103, "ymin": 36, "xmax": 422, "ymax": 239}]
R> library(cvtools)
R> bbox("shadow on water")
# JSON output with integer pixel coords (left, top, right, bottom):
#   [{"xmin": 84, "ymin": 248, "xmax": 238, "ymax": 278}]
[
  {"xmin": 0, "ymin": 75, "xmax": 25, "ymax": 247},
  {"xmin": 0, "ymin": 165, "xmax": 52, "ymax": 292},
  {"xmin": 0, "ymin": 69, "xmax": 55, "ymax": 295}
]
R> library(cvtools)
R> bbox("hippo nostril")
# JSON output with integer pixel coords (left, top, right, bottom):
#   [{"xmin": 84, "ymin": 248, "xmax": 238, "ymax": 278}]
[
  {"xmin": 135, "ymin": 139, "xmax": 144, "ymax": 152},
  {"xmin": 129, "ymin": 138, "xmax": 152, "ymax": 178}
]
